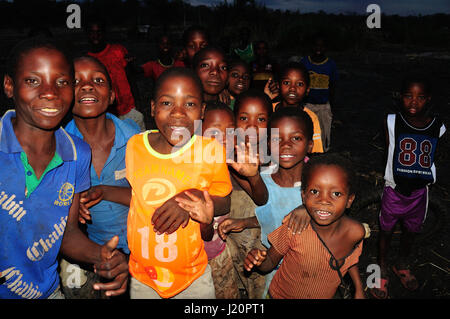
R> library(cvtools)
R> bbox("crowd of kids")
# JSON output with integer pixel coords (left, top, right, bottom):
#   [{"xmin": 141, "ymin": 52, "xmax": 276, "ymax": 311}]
[{"xmin": 0, "ymin": 19, "xmax": 446, "ymax": 300}]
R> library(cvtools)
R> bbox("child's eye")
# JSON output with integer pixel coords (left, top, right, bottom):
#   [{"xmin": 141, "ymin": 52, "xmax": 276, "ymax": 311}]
[
  {"xmin": 239, "ymin": 116, "xmax": 247, "ymax": 121},
  {"xmin": 282, "ymin": 80, "xmax": 290, "ymax": 86},
  {"xmin": 221, "ymin": 65, "xmax": 228, "ymax": 71},
  {"xmin": 296, "ymin": 82, "xmax": 304, "ymax": 87},
  {"xmin": 231, "ymin": 72, "xmax": 239, "ymax": 78},
  {"xmin": 57, "ymin": 79, "xmax": 70, "ymax": 87},
  {"xmin": 403, "ymin": 94, "xmax": 412, "ymax": 99},
  {"xmin": 185, "ymin": 102, "xmax": 196, "ymax": 107},
  {"xmin": 160, "ymin": 101, "xmax": 171, "ymax": 106},
  {"xmin": 94, "ymin": 77, "xmax": 105, "ymax": 84},
  {"xmin": 25, "ymin": 78, "xmax": 39, "ymax": 85},
  {"xmin": 242, "ymin": 74, "xmax": 250, "ymax": 80},
  {"xmin": 418, "ymin": 96, "xmax": 426, "ymax": 101},
  {"xmin": 74, "ymin": 79, "xmax": 80, "ymax": 85},
  {"xmin": 292, "ymin": 136, "xmax": 302, "ymax": 141},
  {"xmin": 200, "ymin": 63, "xmax": 209, "ymax": 68},
  {"xmin": 257, "ymin": 117, "xmax": 266, "ymax": 122},
  {"xmin": 309, "ymin": 189, "xmax": 319, "ymax": 195},
  {"xmin": 332, "ymin": 191, "xmax": 342, "ymax": 197}
]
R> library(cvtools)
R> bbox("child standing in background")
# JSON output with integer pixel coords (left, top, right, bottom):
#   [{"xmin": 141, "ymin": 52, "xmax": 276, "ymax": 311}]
[
  {"xmin": 227, "ymin": 59, "xmax": 251, "ymax": 110},
  {"xmin": 370, "ymin": 75, "xmax": 446, "ymax": 299},
  {"xmin": 274, "ymin": 62, "xmax": 324, "ymax": 153},
  {"xmin": 125, "ymin": 67, "xmax": 232, "ymax": 299},
  {"xmin": 85, "ymin": 18, "xmax": 145, "ymax": 131},
  {"xmin": 245, "ymin": 154, "xmax": 366, "ymax": 299},
  {"xmin": 179, "ymin": 25, "xmax": 210, "ymax": 68},
  {"xmin": 301, "ymin": 34, "xmax": 338, "ymax": 152}
]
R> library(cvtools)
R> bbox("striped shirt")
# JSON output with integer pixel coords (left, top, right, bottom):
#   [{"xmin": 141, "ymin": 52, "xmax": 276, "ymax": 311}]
[{"xmin": 268, "ymin": 223, "xmax": 362, "ymax": 299}]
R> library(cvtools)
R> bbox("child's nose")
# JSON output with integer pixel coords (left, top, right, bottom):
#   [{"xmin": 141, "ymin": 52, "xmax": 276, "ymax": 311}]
[{"xmin": 39, "ymin": 83, "xmax": 58, "ymax": 100}]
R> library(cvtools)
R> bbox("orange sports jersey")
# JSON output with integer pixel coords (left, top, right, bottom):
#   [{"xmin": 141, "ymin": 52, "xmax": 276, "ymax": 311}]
[
  {"xmin": 272, "ymin": 103, "xmax": 324, "ymax": 153},
  {"xmin": 125, "ymin": 131, "xmax": 232, "ymax": 298}
]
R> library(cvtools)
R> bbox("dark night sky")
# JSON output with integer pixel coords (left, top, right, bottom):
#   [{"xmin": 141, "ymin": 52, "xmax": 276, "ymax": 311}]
[{"xmin": 187, "ymin": 0, "xmax": 450, "ymax": 15}]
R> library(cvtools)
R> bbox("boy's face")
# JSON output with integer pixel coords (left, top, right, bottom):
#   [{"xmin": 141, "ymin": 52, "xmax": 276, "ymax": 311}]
[
  {"xmin": 4, "ymin": 47, "xmax": 73, "ymax": 131},
  {"xmin": 280, "ymin": 69, "xmax": 310, "ymax": 106},
  {"xmin": 151, "ymin": 75, "xmax": 205, "ymax": 147},
  {"xmin": 312, "ymin": 38, "xmax": 326, "ymax": 58},
  {"xmin": 401, "ymin": 83, "xmax": 430, "ymax": 117},
  {"xmin": 301, "ymin": 164, "xmax": 355, "ymax": 227},
  {"xmin": 72, "ymin": 58, "xmax": 114, "ymax": 118},
  {"xmin": 195, "ymin": 50, "xmax": 228, "ymax": 96},
  {"xmin": 255, "ymin": 42, "xmax": 268, "ymax": 58},
  {"xmin": 159, "ymin": 36, "xmax": 171, "ymax": 55},
  {"xmin": 228, "ymin": 64, "xmax": 250, "ymax": 96},
  {"xmin": 235, "ymin": 97, "xmax": 269, "ymax": 146},
  {"xmin": 186, "ymin": 31, "xmax": 208, "ymax": 62},
  {"xmin": 202, "ymin": 109, "xmax": 235, "ymax": 150},
  {"xmin": 88, "ymin": 23, "xmax": 104, "ymax": 46},
  {"xmin": 269, "ymin": 117, "xmax": 313, "ymax": 169}
]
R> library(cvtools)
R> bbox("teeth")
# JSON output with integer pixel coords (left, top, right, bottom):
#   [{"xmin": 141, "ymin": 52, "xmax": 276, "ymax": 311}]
[
  {"xmin": 316, "ymin": 210, "xmax": 331, "ymax": 217},
  {"xmin": 80, "ymin": 97, "xmax": 97, "ymax": 102},
  {"xmin": 41, "ymin": 108, "xmax": 58, "ymax": 113},
  {"xmin": 280, "ymin": 155, "xmax": 293, "ymax": 158}
]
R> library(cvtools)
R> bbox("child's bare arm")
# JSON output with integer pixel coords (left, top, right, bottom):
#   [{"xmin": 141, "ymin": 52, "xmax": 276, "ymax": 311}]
[
  {"xmin": 244, "ymin": 246, "xmax": 283, "ymax": 274},
  {"xmin": 61, "ymin": 193, "xmax": 129, "ymax": 296},
  {"xmin": 217, "ymin": 216, "xmax": 260, "ymax": 240},
  {"xmin": 348, "ymin": 264, "xmax": 365, "ymax": 299}
]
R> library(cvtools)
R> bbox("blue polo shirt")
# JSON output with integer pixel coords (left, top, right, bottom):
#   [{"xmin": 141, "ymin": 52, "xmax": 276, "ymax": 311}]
[
  {"xmin": 65, "ymin": 113, "xmax": 139, "ymax": 254},
  {"xmin": 0, "ymin": 110, "xmax": 91, "ymax": 299}
]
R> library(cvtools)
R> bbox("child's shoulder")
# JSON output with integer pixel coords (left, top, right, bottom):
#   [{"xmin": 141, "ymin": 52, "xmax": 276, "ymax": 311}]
[{"xmin": 341, "ymin": 216, "xmax": 366, "ymax": 243}]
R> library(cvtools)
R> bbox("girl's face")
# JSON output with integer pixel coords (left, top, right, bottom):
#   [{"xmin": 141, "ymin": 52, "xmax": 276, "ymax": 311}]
[
  {"xmin": 302, "ymin": 164, "xmax": 355, "ymax": 227},
  {"xmin": 72, "ymin": 58, "xmax": 114, "ymax": 118},
  {"xmin": 280, "ymin": 68, "xmax": 310, "ymax": 106},
  {"xmin": 235, "ymin": 97, "xmax": 269, "ymax": 145},
  {"xmin": 228, "ymin": 64, "xmax": 250, "ymax": 96},
  {"xmin": 202, "ymin": 109, "xmax": 235, "ymax": 151},
  {"xmin": 269, "ymin": 117, "xmax": 313, "ymax": 169},
  {"xmin": 195, "ymin": 50, "xmax": 228, "ymax": 96},
  {"xmin": 4, "ymin": 47, "xmax": 73, "ymax": 130},
  {"xmin": 186, "ymin": 31, "xmax": 208, "ymax": 62},
  {"xmin": 401, "ymin": 82, "xmax": 430, "ymax": 118},
  {"xmin": 151, "ymin": 75, "xmax": 205, "ymax": 147}
]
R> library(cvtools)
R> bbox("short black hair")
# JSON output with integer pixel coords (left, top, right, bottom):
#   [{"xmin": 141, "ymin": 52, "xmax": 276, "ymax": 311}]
[
  {"xmin": 268, "ymin": 107, "xmax": 314, "ymax": 141},
  {"xmin": 6, "ymin": 37, "xmax": 73, "ymax": 81},
  {"xmin": 73, "ymin": 55, "xmax": 112, "ymax": 89},
  {"xmin": 153, "ymin": 67, "xmax": 203, "ymax": 99},
  {"xmin": 182, "ymin": 25, "xmax": 210, "ymax": 46},
  {"xmin": 204, "ymin": 100, "xmax": 234, "ymax": 120},
  {"xmin": 302, "ymin": 153, "xmax": 357, "ymax": 195},
  {"xmin": 192, "ymin": 45, "xmax": 227, "ymax": 70},
  {"xmin": 400, "ymin": 73, "xmax": 432, "ymax": 96},
  {"xmin": 233, "ymin": 89, "xmax": 273, "ymax": 118},
  {"xmin": 228, "ymin": 58, "xmax": 251, "ymax": 75},
  {"xmin": 276, "ymin": 61, "xmax": 310, "ymax": 88}
]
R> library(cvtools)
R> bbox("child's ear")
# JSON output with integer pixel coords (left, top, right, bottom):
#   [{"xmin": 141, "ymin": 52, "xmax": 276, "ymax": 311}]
[
  {"xmin": 150, "ymin": 100, "xmax": 156, "ymax": 117},
  {"xmin": 109, "ymin": 90, "xmax": 115, "ymax": 106},
  {"xmin": 3, "ymin": 75, "xmax": 14, "ymax": 99},
  {"xmin": 307, "ymin": 139, "xmax": 314, "ymax": 153},
  {"xmin": 306, "ymin": 87, "xmax": 310, "ymax": 96},
  {"xmin": 346, "ymin": 193, "xmax": 356, "ymax": 209}
]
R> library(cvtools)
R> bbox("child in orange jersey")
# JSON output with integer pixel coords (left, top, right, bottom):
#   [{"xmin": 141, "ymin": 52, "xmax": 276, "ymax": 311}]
[
  {"xmin": 245, "ymin": 154, "xmax": 366, "ymax": 299},
  {"xmin": 125, "ymin": 67, "xmax": 232, "ymax": 299}
]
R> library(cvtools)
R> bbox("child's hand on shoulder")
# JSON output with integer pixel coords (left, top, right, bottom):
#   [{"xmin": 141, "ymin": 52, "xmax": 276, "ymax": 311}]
[
  {"xmin": 227, "ymin": 142, "xmax": 259, "ymax": 178},
  {"xmin": 244, "ymin": 248, "xmax": 267, "ymax": 272},
  {"xmin": 282, "ymin": 205, "xmax": 310, "ymax": 234},
  {"xmin": 175, "ymin": 190, "xmax": 214, "ymax": 225}
]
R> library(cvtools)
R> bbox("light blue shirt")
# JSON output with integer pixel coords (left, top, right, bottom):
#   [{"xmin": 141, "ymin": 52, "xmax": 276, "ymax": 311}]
[
  {"xmin": 65, "ymin": 113, "xmax": 139, "ymax": 254},
  {"xmin": 0, "ymin": 110, "xmax": 91, "ymax": 299}
]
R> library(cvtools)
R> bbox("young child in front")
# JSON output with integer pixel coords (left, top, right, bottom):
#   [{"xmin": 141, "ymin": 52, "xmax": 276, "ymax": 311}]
[
  {"xmin": 370, "ymin": 75, "xmax": 446, "ymax": 299},
  {"xmin": 244, "ymin": 154, "xmax": 366, "ymax": 299},
  {"xmin": 61, "ymin": 55, "xmax": 140, "ymax": 298},
  {"xmin": 301, "ymin": 33, "xmax": 338, "ymax": 152},
  {"xmin": 273, "ymin": 62, "xmax": 324, "ymax": 153},
  {"xmin": 125, "ymin": 67, "xmax": 232, "ymax": 299},
  {"xmin": 0, "ymin": 37, "xmax": 128, "ymax": 299},
  {"xmin": 227, "ymin": 59, "xmax": 251, "ymax": 110},
  {"xmin": 193, "ymin": 46, "xmax": 231, "ymax": 106},
  {"xmin": 253, "ymin": 107, "xmax": 314, "ymax": 298},
  {"xmin": 201, "ymin": 101, "xmax": 240, "ymax": 298}
]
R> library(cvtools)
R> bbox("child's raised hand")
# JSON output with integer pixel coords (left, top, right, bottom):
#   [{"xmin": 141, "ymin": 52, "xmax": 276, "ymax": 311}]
[
  {"xmin": 175, "ymin": 190, "xmax": 214, "ymax": 225},
  {"xmin": 93, "ymin": 236, "xmax": 129, "ymax": 297},
  {"xmin": 264, "ymin": 77, "xmax": 279, "ymax": 100},
  {"xmin": 282, "ymin": 205, "xmax": 311, "ymax": 234},
  {"xmin": 227, "ymin": 142, "xmax": 259, "ymax": 178},
  {"xmin": 244, "ymin": 248, "xmax": 267, "ymax": 272},
  {"xmin": 79, "ymin": 186, "xmax": 104, "ymax": 224},
  {"xmin": 218, "ymin": 89, "xmax": 231, "ymax": 105}
]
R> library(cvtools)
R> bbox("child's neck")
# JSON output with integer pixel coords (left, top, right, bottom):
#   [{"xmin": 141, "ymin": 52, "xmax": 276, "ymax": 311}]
[
  {"xmin": 203, "ymin": 93, "xmax": 219, "ymax": 102},
  {"xmin": 271, "ymin": 162, "xmax": 303, "ymax": 187},
  {"xmin": 148, "ymin": 131, "xmax": 193, "ymax": 155},
  {"xmin": 158, "ymin": 54, "xmax": 173, "ymax": 66},
  {"xmin": 311, "ymin": 215, "xmax": 345, "ymax": 239},
  {"xmin": 402, "ymin": 112, "xmax": 432, "ymax": 129},
  {"xmin": 280, "ymin": 101, "xmax": 304, "ymax": 109},
  {"xmin": 310, "ymin": 54, "xmax": 327, "ymax": 64},
  {"xmin": 74, "ymin": 114, "xmax": 112, "ymax": 141}
]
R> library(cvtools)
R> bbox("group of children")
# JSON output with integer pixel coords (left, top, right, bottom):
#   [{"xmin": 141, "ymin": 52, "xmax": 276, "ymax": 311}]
[{"xmin": 0, "ymin": 21, "xmax": 446, "ymax": 300}]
